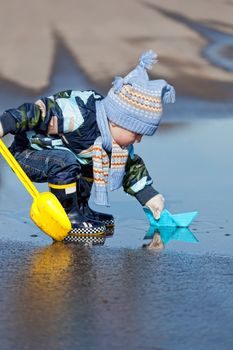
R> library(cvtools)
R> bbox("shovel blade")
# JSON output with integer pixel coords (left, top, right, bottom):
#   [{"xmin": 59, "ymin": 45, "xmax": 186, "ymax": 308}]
[{"xmin": 30, "ymin": 192, "xmax": 72, "ymax": 241}]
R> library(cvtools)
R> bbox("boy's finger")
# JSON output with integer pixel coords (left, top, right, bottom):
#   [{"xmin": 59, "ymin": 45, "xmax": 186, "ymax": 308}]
[{"xmin": 153, "ymin": 209, "xmax": 161, "ymax": 220}]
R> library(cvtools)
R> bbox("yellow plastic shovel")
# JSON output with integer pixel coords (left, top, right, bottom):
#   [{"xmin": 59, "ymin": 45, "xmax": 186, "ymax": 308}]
[{"xmin": 0, "ymin": 139, "xmax": 72, "ymax": 241}]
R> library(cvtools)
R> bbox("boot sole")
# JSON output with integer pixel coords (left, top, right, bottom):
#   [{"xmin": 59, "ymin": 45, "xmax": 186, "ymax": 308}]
[
  {"xmin": 69, "ymin": 225, "xmax": 106, "ymax": 235},
  {"xmin": 106, "ymin": 223, "xmax": 114, "ymax": 229},
  {"xmin": 63, "ymin": 224, "xmax": 106, "ymax": 245},
  {"xmin": 64, "ymin": 234, "xmax": 106, "ymax": 245}
]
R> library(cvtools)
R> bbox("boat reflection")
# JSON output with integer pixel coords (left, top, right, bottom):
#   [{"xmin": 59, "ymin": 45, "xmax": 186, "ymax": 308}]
[{"xmin": 143, "ymin": 226, "xmax": 198, "ymax": 250}]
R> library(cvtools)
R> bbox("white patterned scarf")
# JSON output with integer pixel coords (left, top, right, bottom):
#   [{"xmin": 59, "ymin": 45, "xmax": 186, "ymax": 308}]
[{"xmin": 93, "ymin": 100, "xmax": 129, "ymax": 206}]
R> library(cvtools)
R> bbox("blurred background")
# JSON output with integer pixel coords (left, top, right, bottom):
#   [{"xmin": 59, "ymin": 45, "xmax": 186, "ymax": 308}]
[{"xmin": 0, "ymin": 0, "xmax": 232, "ymax": 100}]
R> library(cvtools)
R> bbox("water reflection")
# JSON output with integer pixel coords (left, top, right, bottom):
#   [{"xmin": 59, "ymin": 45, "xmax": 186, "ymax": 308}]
[
  {"xmin": 143, "ymin": 226, "xmax": 198, "ymax": 250},
  {"xmin": 7, "ymin": 243, "xmax": 100, "ymax": 348}
]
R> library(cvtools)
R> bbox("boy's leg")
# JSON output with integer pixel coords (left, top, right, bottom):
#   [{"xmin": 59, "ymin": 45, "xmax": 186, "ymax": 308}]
[
  {"xmin": 77, "ymin": 164, "xmax": 115, "ymax": 233},
  {"xmin": 14, "ymin": 148, "xmax": 79, "ymax": 184},
  {"xmin": 14, "ymin": 148, "xmax": 106, "ymax": 243}
]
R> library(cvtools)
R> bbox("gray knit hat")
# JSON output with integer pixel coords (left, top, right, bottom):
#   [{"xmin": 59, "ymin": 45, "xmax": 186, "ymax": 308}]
[{"xmin": 99, "ymin": 50, "xmax": 175, "ymax": 136}]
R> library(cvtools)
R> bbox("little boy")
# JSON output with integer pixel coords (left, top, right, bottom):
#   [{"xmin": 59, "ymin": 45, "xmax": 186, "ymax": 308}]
[{"xmin": 0, "ymin": 50, "xmax": 175, "ymax": 243}]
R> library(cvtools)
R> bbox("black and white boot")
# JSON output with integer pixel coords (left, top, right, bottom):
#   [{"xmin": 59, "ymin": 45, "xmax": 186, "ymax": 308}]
[
  {"xmin": 78, "ymin": 200, "xmax": 115, "ymax": 236},
  {"xmin": 77, "ymin": 178, "xmax": 115, "ymax": 236},
  {"xmin": 49, "ymin": 183, "xmax": 106, "ymax": 245}
]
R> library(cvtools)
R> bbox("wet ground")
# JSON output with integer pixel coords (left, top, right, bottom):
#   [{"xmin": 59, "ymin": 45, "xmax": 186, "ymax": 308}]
[{"xmin": 0, "ymin": 46, "xmax": 233, "ymax": 349}]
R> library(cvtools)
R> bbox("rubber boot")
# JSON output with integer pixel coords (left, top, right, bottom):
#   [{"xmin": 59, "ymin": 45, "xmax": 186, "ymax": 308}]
[
  {"xmin": 49, "ymin": 183, "xmax": 106, "ymax": 245},
  {"xmin": 77, "ymin": 177, "xmax": 115, "ymax": 236}
]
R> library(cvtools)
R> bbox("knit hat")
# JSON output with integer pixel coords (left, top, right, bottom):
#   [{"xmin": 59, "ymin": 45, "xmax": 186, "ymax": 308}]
[{"xmin": 100, "ymin": 50, "xmax": 175, "ymax": 136}]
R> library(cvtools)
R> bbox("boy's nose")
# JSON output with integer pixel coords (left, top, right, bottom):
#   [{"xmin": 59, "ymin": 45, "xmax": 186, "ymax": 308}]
[{"xmin": 135, "ymin": 134, "xmax": 143, "ymax": 143}]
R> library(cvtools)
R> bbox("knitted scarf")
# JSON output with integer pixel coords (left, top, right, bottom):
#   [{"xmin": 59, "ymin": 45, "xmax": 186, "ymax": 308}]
[{"xmin": 93, "ymin": 100, "xmax": 129, "ymax": 206}]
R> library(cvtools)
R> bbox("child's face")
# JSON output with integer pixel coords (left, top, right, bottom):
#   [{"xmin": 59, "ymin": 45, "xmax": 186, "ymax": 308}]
[{"xmin": 109, "ymin": 122, "xmax": 143, "ymax": 147}]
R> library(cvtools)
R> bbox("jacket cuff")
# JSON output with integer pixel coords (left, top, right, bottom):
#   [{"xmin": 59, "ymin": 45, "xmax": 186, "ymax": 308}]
[
  {"xmin": 134, "ymin": 185, "xmax": 159, "ymax": 206},
  {"xmin": 0, "ymin": 112, "xmax": 17, "ymax": 135}
]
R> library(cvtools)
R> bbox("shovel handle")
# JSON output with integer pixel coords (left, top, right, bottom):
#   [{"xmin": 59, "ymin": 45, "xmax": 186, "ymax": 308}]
[{"xmin": 0, "ymin": 139, "xmax": 39, "ymax": 199}]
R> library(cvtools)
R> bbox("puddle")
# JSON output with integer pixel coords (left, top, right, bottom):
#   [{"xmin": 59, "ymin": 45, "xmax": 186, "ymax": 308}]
[
  {"xmin": 1, "ymin": 117, "xmax": 233, "ymax": 257},
  {"xmin": 1, "ymin": 239, "xmax": 233, "ymax": 350}
]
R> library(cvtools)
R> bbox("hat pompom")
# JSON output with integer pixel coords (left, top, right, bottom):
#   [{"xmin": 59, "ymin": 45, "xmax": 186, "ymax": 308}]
[
  {"xmin": 162, "ymin": 84, "xmax": 176, "ymax": 103},
  {"xmin": 139, "ymin": 50, "xmax": 158, "ymax": 70}
]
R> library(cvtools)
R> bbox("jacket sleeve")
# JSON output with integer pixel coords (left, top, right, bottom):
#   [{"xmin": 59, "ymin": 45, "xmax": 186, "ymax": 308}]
[
  {"xmin": 1, "ymin": 97, "xmax": 59, "ymax": 135},
  {"xmin": 0, "ymin": 89, "xmax": 103, "ymax": 137},
  {"xmin": 122, "ymin": 146, "xmax": 159, "ymax": 206}
]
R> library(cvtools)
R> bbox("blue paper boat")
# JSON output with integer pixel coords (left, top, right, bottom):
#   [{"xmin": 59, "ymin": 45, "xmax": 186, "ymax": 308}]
[
  {"xmin": 172, "ymin": 228, "xmax": 198, "ymax": 243},
  {"xmin": 143, "ymin": 208, "xmax": 198, "ymax": 228}
]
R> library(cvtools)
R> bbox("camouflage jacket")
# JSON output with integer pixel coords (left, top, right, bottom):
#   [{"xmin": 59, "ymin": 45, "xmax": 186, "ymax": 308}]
[{"xmin": 0, "ymin": 89, "xmax": 159, "ymax": 205}]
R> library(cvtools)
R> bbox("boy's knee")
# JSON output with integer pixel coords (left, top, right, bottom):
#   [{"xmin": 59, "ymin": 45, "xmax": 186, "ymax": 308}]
[
  {"xmin": 48, "ymin": 150, "xmax": 81, "ymax": 183},
  {"xmin": 49, "ymin": 150, "xmax": 77, "ymax": 168},
  {"xmin": 60, "ymin": 151, "xmax": 78, "ymax": 168}
]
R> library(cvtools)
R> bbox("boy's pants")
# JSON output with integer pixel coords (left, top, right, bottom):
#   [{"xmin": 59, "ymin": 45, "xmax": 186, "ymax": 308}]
[{"xmin": 13, "ymin": 148, "xmax": 93, "ymax": 200}]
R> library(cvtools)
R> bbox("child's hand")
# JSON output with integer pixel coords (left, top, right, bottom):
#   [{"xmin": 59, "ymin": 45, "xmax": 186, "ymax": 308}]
[
  {"xmin": 0, "ymin": 123, "xmax": 3, "ymax": 138},
  {"xmin": 145, "ymin": 194, "xmax": 165, "ymax": 220}
]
